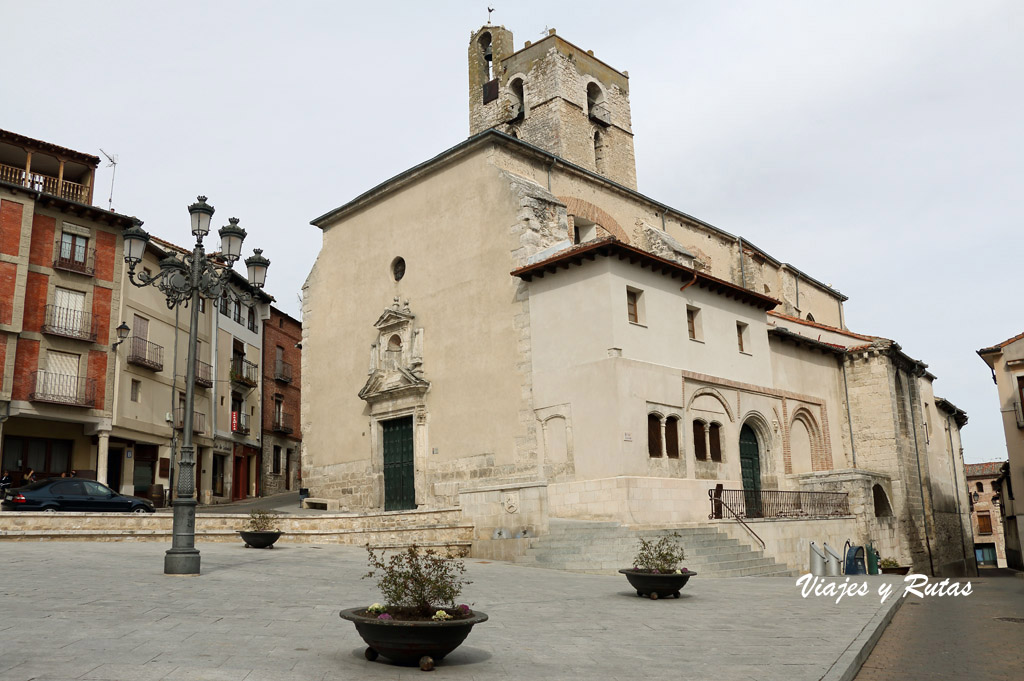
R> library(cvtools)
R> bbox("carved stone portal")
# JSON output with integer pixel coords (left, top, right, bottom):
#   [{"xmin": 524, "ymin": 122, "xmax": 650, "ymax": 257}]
[{"xmin": 358, "ymin": 298, "xmax": 430, "ymax": 404}]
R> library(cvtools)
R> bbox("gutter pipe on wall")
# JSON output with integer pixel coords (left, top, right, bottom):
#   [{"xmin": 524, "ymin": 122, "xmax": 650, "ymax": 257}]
[
  {"xmin": 739, "ymin": 237, "xmax": 746, "ymax": 289},
  {"xmin": 945, "ymin": 415, "xmax": 974, "ymax": 577},
  {"xmin": 906, "ymin": 368, "xmax": 936, "ymax": 576},
  {"xmin": 841, "ymin": 355, "xmax": 857, "ymax": 468}
]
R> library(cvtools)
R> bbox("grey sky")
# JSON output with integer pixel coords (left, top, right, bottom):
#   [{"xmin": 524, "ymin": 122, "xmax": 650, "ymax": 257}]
[{"xmin": 4, "ymin": 1, "xmax": 1020, "ymax": 463}]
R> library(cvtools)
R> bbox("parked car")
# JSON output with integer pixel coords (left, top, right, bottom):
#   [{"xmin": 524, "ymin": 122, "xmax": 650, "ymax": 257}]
[{"xmin": 1, "ymin": 479, "xmax": 155, "ymax": 513}]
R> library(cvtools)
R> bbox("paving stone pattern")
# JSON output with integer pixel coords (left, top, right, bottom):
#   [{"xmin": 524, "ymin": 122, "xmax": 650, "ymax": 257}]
[
  {"xmin": 0, "ymin": 542, "xmax": 905, "ymax": 681},
  {"xmin": 855, "ymin": 569, "xmax": 1024, "ymax": 681}
]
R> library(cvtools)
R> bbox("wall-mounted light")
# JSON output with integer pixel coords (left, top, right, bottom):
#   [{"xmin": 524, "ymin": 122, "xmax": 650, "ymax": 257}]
[{"xmin": 111, "ymin": 321, "xmax": 131, "ymax": 351}]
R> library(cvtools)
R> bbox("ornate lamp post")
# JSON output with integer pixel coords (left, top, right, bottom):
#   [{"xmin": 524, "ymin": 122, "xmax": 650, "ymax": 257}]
[{"xmin": 123, "ymin": 196, "xmax": 269, "ymax": 575}]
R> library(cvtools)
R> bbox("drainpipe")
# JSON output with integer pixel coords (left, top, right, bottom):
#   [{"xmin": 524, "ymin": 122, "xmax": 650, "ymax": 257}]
[
  {"xmin": 546, "ymin": 157, "xmax": 556, "ymax": 191},
  {"xmin": 945, "ymin": 415, "xmax": 973, "ymax": 576},
  {"xmin": 679, "ymin": 271, "xmax": 699, "ymax": 294},
  {"xmin": 841, "ymin": 354, "xmax": 856, "ymax": 468},
  {"xmin": 906, "ymin": 368, "xmax": 935, "ymax": 576},
  {"xmin": 795, "ymin": 273, "xmax": 800, "ymax": 311}
]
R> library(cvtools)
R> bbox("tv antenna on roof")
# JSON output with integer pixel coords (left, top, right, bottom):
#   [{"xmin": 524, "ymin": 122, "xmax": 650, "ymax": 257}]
[{"xmin": 99, "ymin": 148, "xmax": 118, "ymax": 211}]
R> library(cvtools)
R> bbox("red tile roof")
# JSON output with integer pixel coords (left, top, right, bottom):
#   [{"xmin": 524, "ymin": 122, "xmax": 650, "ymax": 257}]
[
  {"xmin": 767, "ymin": 311, "xmax": 879, "ymax": 343},
  {"xmin": 966, "ymin": 461, "xmax": 1006, "ymax": 478},
  {"xmin": 978, "ymin": 331, "xmax": 1024, "ymax": 355}
]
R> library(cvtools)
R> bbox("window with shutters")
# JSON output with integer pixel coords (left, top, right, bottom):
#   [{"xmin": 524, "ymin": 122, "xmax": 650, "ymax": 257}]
[
  {"xmin": 693, "ymin": 420, "xmax": 708, "ymax": 461},
  {"xmin": 978, "ymin": 512, "xmax": 993, "ymax": 535},
  {"xmin": 647, "ymin": 413, "xmax": 662, "ymax": 457},
  {"xmin": 626, "ymin": 287, "xmax": 644, "ymax": 325},
  {"xmin": 686, "ymin": 306, "xmax": 702, "ymax": 341}
]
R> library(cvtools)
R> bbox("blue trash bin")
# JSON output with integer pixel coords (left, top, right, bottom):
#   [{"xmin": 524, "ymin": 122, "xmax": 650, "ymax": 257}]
[{"xmin": 845, "ymin": 545, "xmax": 867, "ymax": 575}]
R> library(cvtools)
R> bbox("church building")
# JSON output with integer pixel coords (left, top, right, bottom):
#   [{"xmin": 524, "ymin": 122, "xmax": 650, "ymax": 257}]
[{"xmin": 302, "ymin": 24, "xmax": 973, "ymax": 576}]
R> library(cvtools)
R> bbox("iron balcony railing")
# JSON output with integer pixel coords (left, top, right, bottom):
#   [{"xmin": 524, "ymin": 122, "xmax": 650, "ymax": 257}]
[
  {"xmin": 710, "ymin": 488, "xmax": 850, "ymax": 520},
  {"xmin": 274, "ymin": 359, "xmax": 292, "ymax": 383},
  {"xmin": 126, "ymin": 337, "xmax": 164, "ymax": 371},
  {"xmin": 272, "ymin": 412, "xmax": 294, "ymax": 434},
  {"xmin": 231, "ymin": 411, "xmax": 250, "ymax": 435},
  {"xmin": 52, "ymin": 238, "xmax": 96, "ymax": 276},
  {"xmin": 230, "ymin": 357, "xmax": 259, "ymax": 387},
  {"xmin": 28, "ymin": 371, "xmax": 96, "ymax": 408},
  {"xmin": 194, "ymin": 359, "xmax": 213, "ymax": 388},
  {"xmin": 0, "ymin": 162, "xmax": 89, "ymax": 202},
  {"xmin": 173, "ymin": 408, "xmax": 206, "ymax": 433},
  {"xmin": 41, "ymin": 305, "xmax": 97, "ymax": 342}
]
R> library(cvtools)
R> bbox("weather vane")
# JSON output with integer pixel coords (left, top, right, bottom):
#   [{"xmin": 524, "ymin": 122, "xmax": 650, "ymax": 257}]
[{"xmin": 487, "ymin": 6, "xmax": 494, "ymax": 23}]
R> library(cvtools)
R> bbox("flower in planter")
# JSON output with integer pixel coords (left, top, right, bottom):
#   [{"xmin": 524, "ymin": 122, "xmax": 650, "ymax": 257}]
[
  {"xmin": 377, "ymin": 613, "xmax": 393, "ymax": 620},
  {"xmin": 367, "ymin": 603, "xmax": 386, "ymax": 615},
  {"xmin": 363, "ymin": 544, "xmax": 472, "ymax": 619},
  {"xmin": 457, "ymin": 604, "xmax": 471, "ymax": 615},
  {"xmin": 879, "ymin": 557, "xmax": 901, "ymax": 568},
  {"xmin": 632, "ymin": 533, "xmax": 686, "ymax": 573},
  {"xmin": 432, "ymin": 610, "xmax": 453, "ymax": 622}
]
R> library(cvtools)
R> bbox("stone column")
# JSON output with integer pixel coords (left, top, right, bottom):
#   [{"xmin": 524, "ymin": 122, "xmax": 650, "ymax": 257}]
[{"xmin": 97, "ymin": 430, "xmax": 110, "ymax": 486}]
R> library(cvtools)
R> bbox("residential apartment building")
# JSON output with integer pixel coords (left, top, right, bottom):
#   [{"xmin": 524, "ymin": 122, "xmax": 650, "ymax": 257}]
[
  {"xmin": 966, "ymin": 461, "xmax": 1007, "ymax": 567},
  {"xmin": 0, "ymin": 129, "xmax": 134, "ymax": 484},
  {"xmin": 978, "ymin": 332, "xmax": 1024, "ymax": 570},
  {"xmin": 108, "ymin": 237, "xmax": 216, "ymax": 504},
  {"xmin": 211, "ymin": 274, "xmax": 271, "ymax": 502},
  {"xmin": 260, "ymin": 306, "xmax": 301, "ymax": 495}
]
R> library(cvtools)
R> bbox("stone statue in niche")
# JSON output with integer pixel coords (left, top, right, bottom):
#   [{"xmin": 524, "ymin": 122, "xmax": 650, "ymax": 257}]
[{"xmin": 358, "ymin": 300, "xmax": 430, "ymax": 404}]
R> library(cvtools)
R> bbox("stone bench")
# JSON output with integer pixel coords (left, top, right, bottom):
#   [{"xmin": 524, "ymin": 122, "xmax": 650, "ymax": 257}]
[{"xmin": 302, "ymin": 497, "xmax": 341, "ymax": 511}]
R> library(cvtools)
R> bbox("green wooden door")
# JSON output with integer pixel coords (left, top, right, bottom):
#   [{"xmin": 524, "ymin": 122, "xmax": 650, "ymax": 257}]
[
  {"xmin": 739, "ymin": 425, "xmax": 762, "ymax": 518},
  {"xmin": 382, "ymin": 417, "xmax": 415, "ymax": 511}
]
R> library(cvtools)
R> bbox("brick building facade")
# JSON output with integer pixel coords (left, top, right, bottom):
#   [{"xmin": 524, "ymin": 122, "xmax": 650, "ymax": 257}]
[
  {"xmin": 260, "ymin": 306, "xmax": 301, "ymax": 494},
  {"xmin": 966, "ymin": 461, "xmax": 1007, "ymax": 567}
]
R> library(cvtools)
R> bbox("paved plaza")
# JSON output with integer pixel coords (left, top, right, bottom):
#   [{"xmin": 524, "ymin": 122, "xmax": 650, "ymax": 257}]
[{"xmin": 0, "ymin": 541, "xmax": 911, "ymax": 681}]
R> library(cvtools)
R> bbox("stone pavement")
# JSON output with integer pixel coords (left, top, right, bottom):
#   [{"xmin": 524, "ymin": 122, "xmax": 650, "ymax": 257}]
[
  {"xmin": 855, "ymin": 568, "xmax": 1024, "ymax": 681},
  {"xmin": 0, "ymin": 542, "xmax": 909, "ymax": 681}
]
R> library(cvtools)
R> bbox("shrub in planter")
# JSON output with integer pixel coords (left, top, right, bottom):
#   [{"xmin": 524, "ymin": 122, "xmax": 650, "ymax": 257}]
[
  {"xmin": 340, "ymin": 545, "xmax": 488, "ymax": 671},
  {"xmin": 238, "ymin": 510, "xmax": 282, "ymax": 549},
  {"xmin": 878, "ymin": 557, "xmax": 910, "ymax": 575},
  {"xmin": 619, "ymin": 533, "xmax": 697, "ymax": 599}
]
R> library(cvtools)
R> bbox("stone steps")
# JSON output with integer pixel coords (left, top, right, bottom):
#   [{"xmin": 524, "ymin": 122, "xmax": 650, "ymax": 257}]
[{"xmin": 513, "ymin": 518, "xmax": 796, "ymax": 578}]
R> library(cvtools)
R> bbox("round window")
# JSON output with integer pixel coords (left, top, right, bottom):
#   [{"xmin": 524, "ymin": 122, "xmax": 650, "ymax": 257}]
[{"xmin": 392, "ymin": 257, "xmax": 406, "ymax": 281}]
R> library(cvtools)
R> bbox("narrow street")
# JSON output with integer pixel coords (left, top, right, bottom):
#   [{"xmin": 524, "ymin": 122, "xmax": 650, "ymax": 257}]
[{"xmin": 855, "ymin": 569, "xmax": 1024, "ymax": 681}]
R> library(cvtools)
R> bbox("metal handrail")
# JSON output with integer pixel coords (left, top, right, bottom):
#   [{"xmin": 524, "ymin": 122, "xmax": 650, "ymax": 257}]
[
  {"xmin": 126, "ymin": 337, "xmax": 164, "ymax": 371},
  {"xmin": 709, "ymin": 489, "xmax": 766, "ymax": 551}
]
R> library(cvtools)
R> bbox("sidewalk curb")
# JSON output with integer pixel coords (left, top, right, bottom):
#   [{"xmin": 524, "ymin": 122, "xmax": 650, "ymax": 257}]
[{"xmin": 819, "ymin": 591, "xmax": 905, "ymax": 681}]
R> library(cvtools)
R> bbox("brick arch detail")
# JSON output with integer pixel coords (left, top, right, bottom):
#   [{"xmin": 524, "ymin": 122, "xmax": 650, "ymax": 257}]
[{"xmin": 556, "ymin": 196, "xmax": 630, "ymax": 244}]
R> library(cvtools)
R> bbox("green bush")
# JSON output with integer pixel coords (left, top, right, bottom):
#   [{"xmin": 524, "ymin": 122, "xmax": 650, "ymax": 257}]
[
  {"xmin": 244, "ymin": 509, "xmax": 280, "ymax": 533},
  {"xmin": 632, "ymin": 533, "xmax": 686, "ymax": 573},
  {"xmin": 364, "ymin": 545, "xmax": 470, "ymax": 617}
]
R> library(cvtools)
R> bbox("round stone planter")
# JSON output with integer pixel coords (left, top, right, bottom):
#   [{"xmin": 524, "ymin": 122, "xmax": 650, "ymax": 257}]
[
  {"xmin": 879, "ymin": 566, "xmax": 911, "ymax": 575},
  {"xmin": 339, "ymin": 607, "xmax": 488, "ymax": 670},
  {"xmin": 238, "ymin": 530, "xmax": 282, "ymax": 549},
  {"xmin": 618, "ymin": 568, "xmax": 697, "ymax": 599}
]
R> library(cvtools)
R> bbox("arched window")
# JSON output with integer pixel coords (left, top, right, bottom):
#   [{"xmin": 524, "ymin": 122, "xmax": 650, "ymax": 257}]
[
  {"xmin": 587, "ymin": 82, "xmax": 607, "ymax": 121},
  {"xmin": 508, "ymin": 77, "xmax": 525, "ymax": 120},
  {"xmin": 648, "ymin": 414, "xmax": 662, "ymax": 458},
  {"xmin": 806, "ymin": 313, "xmax": 815, "ymax": 322},
  {"xmin": 478, "ymin": 32, "xmax": 493, "ymax": 82},
  {"xmin": 709, "ymin": 423, "xmax": 723, "ymax": 462},
  {"xmin": 665, "ymin": 416, "xmax": 680, "ymax": 459},
  {"xmin": 976, "ymin": 481, "xmax": 984, "ymax": 493},
  {"xmin": 693, "ymin": 420, "xmax": 708, "ymax": 461},
  {"xmin": 873, "ymin": 484, "xmax": 893, "ymax": 517}
]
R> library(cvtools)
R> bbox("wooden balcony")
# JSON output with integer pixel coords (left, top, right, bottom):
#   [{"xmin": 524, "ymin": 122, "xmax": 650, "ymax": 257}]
[
  {"xmin": 126, "ymin": 337, "xmax": 164, "ymax": 372},
  {"xmin": 0, "ymin": 162, "xmax": 90, "ymax": 203},
  {"xmin": 28, "ymin": 371, "xmax": 96, "ymax": 408},
  {"xmin": 41, "ymin": 305, "xmax": 97, "ymax": 342},
  {"xmin": 173, "ymin": 408, "xmax": 206, "ymax": 434}
]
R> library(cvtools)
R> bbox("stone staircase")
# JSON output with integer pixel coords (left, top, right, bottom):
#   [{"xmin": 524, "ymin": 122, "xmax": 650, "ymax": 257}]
[{"xmin": 513, "ymin": 518, "xmax": 796, "ymax": 577}]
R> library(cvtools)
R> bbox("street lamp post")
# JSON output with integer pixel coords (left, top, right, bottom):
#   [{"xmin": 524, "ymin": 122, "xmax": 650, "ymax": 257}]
[{"xmin": 123, "ymin": 196, "xmax": 269, "ymax": 575}]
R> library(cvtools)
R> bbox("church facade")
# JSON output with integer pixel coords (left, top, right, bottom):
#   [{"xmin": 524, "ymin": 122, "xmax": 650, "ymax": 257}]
[{"xmin": 302, "ymin": 24, "xmax": 973, "ymax": 576}]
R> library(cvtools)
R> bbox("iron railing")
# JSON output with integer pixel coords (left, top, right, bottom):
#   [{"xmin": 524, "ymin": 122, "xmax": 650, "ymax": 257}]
[
  {"xmin": 708, "ymin": 488, "xmax": 765, "ymax": 550},
  {"xmin": 231, "ymin": 411, "xmax": 250, "ymax": 435},
  {"xmin": 230, "ymin": 357, "xmax": 259, "ymax": 387},
  {"xmin": 194, "ymin": 359, "xmax": 213, "ymax": 388},
  {"xmin": 710, "ymin": 488, "xmax": 850, "ymax": 520},
  {"xmin": 52, "ymin": 237, "xmax": 95, "ymax": 276},
  {"xmin": 173, "ymin": 408, "xmax": 206, "ymax": 433},
  {"xmin": 126, "ymin": 337, "xmax": 164, "ymax": 371},
  {"xmin": 28, "ymin": 371, "xmax": 96, "ymax": 407},
  {"xmin": 272, "ymin": 412, "xmax": 294, "ymax": 434},
  {"xmin": 274, "ymin": 359, "xmax": 292, "ymax": 383},
  {"xmin": 41, "ymin": 305, "xmax": 97, "ymax": 342}
]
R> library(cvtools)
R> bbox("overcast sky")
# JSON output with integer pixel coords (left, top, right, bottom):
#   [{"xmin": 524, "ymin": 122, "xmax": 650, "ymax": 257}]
[{"xmin": 4, "ymin": 1, "xmax": 1020, "ymax": 464}]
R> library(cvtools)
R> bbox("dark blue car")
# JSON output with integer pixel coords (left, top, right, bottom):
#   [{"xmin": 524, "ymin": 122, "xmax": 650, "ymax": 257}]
[{"xmin": 1, "ymin": 478, "xmax": 154, "ymax": 513}]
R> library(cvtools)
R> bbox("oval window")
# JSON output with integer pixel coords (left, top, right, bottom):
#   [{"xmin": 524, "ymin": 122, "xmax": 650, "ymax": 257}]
[{"xmin": 392, "ymin": 257, "xmax": 406, "ymax": 282}]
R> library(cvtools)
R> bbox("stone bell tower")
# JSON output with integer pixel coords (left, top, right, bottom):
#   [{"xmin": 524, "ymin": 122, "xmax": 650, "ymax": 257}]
[{"xmin": 468, "ymin": 24, "xmax": 638, "ymax": 190}]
